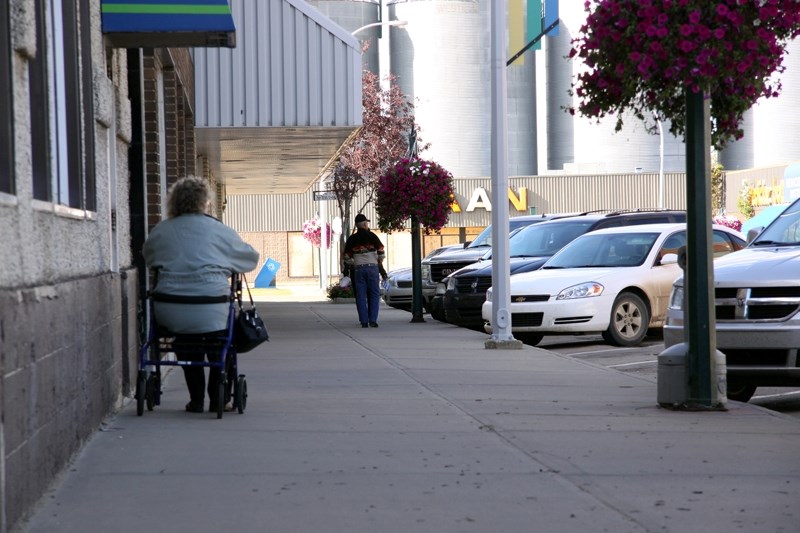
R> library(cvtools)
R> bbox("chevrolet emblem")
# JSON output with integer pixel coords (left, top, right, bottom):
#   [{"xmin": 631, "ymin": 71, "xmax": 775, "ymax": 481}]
[{"xmin": 514, "ymin": 296, "xmax": 526, "ymax": 303}]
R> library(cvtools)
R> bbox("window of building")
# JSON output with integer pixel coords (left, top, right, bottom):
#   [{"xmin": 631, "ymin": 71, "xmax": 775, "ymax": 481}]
[
  {"xmin": 288, "ymin": 232, "xmax": 317, "ymax": 278},
  {"xmin": 29, "ymin": 0, "xmax": 95, "ymax": 210},
  {"xmin": 0, "ymin": 2, "xmax": 13, "ymax": 194}
]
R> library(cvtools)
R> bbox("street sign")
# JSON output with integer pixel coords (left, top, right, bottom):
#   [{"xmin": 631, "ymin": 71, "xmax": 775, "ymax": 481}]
[{"xmin": 313, "ymin": 190, "xmax": 336, "ymax": 201}]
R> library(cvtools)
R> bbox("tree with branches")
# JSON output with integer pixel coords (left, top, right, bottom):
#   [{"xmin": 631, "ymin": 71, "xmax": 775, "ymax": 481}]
[{"xmin": 330, "ymin": 67, "xmax": 427, "ymax": 247}]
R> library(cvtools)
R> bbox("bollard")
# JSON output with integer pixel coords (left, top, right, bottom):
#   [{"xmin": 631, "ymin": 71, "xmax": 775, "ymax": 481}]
[
  {"xmin": 657, "ymin": 343, "xmax": 688, "ymax": 408},
  {"xmin": 658, "ymin": 343, "xmax": 728, "ymax": 409}
]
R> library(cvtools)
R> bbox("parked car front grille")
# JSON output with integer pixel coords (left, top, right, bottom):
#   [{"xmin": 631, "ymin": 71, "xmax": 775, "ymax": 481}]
[
  {"xmin": 511, "ymin": 312, "xmax": 544, "ymax": 327},
  {"xmin": 431, "ymin": 262, "xmax": 474, "ymax": 282},
  {"xmin": 510, "ymin": 294, "xmax": 550, "ymax": 303},
  {"xmin": 715, "ymin": 287, "xmax": 800, "ymax": 321},
  {"xmin": 397, "ymin": 280, "xmax": 412, "ymax": 289},
  {"xmin": 455, "ymin": 276, "xmax": 492, "ymax": 293}
]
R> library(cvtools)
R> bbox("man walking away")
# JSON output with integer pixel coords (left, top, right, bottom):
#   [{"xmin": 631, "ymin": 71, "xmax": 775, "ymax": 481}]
[{"xmin": 343, "ymin": 214, "xmax": 386, "ymax": 328}]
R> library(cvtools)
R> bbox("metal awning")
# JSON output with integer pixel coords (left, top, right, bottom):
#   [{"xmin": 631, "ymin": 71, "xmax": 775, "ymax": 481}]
[
  {"xmin": 101, "ymin": 0, "xmax": 236, "ymax": 48},
  {"xmin": 193, "ymin": 0, "xmax": 362, "ymax": 195}
]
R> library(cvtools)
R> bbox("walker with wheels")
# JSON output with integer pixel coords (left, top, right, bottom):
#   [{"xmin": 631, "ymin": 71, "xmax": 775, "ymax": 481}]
[{"xmin": 136, "ymin": 274, "xmax": 247, "ymax": 419}]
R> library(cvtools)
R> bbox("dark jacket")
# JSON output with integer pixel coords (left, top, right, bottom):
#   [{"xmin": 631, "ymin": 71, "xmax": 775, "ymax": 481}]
[{"xmin": 343, "ymin": 228, "xmax": 386, "ymax": 269}]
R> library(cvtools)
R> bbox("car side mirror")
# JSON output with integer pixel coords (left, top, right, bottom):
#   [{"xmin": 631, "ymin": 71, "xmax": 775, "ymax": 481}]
[
  {"xmin": 660, "ymin": 253, "xmax": 679, "ymax": 266},
  {"xmin": 746, "ymin": 227, "xmax": 763, "ymax": 244}
]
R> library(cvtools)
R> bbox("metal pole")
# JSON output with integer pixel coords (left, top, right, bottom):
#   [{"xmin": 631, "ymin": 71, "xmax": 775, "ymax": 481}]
[
  {"xmin": 485, "ymin": 0, "xmax": 518, "ymax": 348},
  {"xmin": 407, "ymin": 127, "xmax": 424, "ymax": 323},
  {"xmin": 657, "ymin": 114, "xmax": 665, "ymax": 209},
  {"xmin": 319, "ymin": 177, "xmax": 329, "ymax": 291},
  {"xmin": 410, "ymin": 217, "xmax": 424, "ymax": 322},
  {"xmin": 684, "ymin": 88, "xmax": 718, "ymax": 408}
]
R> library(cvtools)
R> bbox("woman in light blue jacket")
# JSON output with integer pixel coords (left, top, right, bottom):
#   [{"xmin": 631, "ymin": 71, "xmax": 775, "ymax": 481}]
[{"xmin": 144, "ymin": 176, "xmax": 260, "ymax": 413}]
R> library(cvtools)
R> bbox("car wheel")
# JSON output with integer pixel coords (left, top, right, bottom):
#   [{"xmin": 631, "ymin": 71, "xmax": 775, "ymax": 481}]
[
  {"xmin": 727, "ymin": 381, "xmax": 757, "ymax": 402},
  {"xmin": 602, "ymin": 292, "xmax": 649, "ymax": 347},
  {"xmin": 515, "ymin": 333, "xmax": 544, "ymax": 346}
]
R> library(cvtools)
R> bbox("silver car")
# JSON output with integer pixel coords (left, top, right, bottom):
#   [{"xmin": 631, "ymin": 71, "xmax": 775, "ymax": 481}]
[
  {"xmin": 664, "ymin": 200, "xmax": 800, "ymax": 402},
  {"xmin": 383, "ymin": 244, "xmax": 462, "ymax": 312}
]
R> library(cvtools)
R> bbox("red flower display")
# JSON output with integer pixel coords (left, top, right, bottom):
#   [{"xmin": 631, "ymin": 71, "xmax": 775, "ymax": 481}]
[
  {"xmin": 568, "ymin": 0, "xmax": 800, "ymax": 149},
  {"xmin": 375, "ymin": 158, "xmax": 455, "ymax": 234}
]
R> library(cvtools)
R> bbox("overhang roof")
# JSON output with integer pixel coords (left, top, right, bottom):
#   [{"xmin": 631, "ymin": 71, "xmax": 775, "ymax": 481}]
[
  {"xmin": 193, "ymin": 0, "xmax": 362, "ymax": 195},
  {"xmin": 101, "ymin": 0, "xmax": 236, "ymax": 48}
]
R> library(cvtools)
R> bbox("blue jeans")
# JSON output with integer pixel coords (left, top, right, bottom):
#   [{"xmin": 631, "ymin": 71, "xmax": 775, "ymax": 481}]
[{"xmin": 353, "ymin": 264, "xmax": 380, "ymax": 324}]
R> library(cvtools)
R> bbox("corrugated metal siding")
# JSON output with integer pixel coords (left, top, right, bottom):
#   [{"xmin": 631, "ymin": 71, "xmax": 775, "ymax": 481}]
[
  {"xmin": 306, "ymin": 1, "xmax": 381, "ymax": 74},
  {"xmin": 194, "ymin": 0, "xmax": 361, "ymax": 128},
  {"xmin": 223, "ymin": 173, "xmax": 691, "ymax": 232},
  {"xmin": 724, "ymin": 164, "xmax": 790, "ymax": 211}
]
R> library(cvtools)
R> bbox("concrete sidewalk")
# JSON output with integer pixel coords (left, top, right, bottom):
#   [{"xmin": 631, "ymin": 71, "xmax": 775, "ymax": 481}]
[{"xmin": 20, "ymin": 297, "xmax": 800, "ymax": 532}]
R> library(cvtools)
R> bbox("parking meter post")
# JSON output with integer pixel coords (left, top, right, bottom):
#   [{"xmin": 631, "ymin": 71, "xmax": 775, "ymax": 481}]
[{"xmin": 410, "ymin": 217, "xmax": 425, "ymax": 323}]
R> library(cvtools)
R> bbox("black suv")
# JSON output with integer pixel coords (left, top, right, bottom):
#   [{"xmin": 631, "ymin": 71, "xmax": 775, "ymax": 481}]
[
  {"xmin": 442, "ymin": 210, "xmax": 687, "ymax": 328},
  {"xmin": 424, "ymin": 214, "xmax": 573, "ymax": 321},
  {"xmin": 423, "ymin": 214, "xmax": 571, "ymax": 286}
]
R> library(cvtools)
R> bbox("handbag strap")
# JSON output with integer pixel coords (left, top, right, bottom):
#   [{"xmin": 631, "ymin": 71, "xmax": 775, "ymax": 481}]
[{"xmin": 237, "ymin": 273, "xmax": 256, "ymax": 310}]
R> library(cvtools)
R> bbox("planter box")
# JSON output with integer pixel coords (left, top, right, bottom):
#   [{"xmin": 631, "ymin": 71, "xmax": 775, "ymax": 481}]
[{"xmin": 331, "ymin": 298, "xmax": 356, "ymax": 304}]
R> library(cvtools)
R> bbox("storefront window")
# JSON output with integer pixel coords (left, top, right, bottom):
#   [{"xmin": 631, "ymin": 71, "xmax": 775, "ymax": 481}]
[
  {"xmin": 0, "ymin": 1, "xmax": 13, "ymax": 194},
  {"xmin": 29, "ymin": 0, "xmax": 95, "ymax": 210}
]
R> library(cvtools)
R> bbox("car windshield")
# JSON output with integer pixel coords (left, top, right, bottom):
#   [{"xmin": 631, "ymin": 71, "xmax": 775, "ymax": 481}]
[
  {"xmin": 507, "ymin": 220, "xmax": 596, "ymax": 257},
  {"xmin": 544, "ymin": 232, "xmax": 659, "ymax": 269},
  {"xmin": 467, "ymin": 217, "xmax": 543, "ymax": 249},
  {"xmin": 751, "ymin": 200, "xmax": 800, "ymax": 246}
]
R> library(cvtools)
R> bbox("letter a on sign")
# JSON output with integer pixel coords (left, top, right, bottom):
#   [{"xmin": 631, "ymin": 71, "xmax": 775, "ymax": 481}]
[{"xmin": 466, "ymin": 187, "xmax": 492, "ymax": 212}]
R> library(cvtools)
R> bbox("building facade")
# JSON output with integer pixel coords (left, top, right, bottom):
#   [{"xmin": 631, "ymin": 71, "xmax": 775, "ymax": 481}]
[{"xmin": 1, "ymin": 1, "xmax": 362, "ymax": 530}]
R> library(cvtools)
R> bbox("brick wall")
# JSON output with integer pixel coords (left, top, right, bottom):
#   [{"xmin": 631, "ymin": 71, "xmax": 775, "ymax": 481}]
[{"xmin": 142, "ymin": 49, "xmax": 198, "ymax": 230}]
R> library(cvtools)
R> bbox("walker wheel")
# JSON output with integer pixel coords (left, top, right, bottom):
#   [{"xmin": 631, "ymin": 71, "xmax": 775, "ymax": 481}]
[
  {"xmin": 135, "ymin": 371, "xmax": 146, "ymax": 416},
  {"xmin": 145, "ymin": 374, "xmax": 159, "ymax": 411},
  {"xmin": 236, "ymin": 375, "xmax": 247, "ymax": 414}
]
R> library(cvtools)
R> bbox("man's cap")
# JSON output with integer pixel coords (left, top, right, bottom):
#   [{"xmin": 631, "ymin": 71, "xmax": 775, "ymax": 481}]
[{"xmin": 355, "ymin": 214, "xmax": 370, "ymax": 224}]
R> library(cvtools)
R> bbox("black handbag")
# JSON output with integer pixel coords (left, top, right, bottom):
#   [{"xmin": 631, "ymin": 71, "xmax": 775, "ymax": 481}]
[{"xmin": 234, "ymin": 274, "xmax": 269, "ymax": 353}]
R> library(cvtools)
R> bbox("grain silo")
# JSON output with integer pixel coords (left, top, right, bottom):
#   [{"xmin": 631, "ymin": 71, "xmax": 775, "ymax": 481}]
[
  {"xmin": 720, "ymin": 40, "xmax": 800, "ymax": 170},
  {"xmin": 388, "ymin": 0, "xmax": 537, "ymax": 177}
]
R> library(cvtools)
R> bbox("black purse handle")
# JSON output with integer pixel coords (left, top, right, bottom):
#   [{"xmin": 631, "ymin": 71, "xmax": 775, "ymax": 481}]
[{"xmin": 236, "ymin": 273, "xmax": 257, "ymax": 310}]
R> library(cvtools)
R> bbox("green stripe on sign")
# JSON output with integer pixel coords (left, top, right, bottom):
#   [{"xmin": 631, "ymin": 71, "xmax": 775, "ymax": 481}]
[{"xmin": 102, "ymin": 4, "xmax": 231, "ymax": 15}]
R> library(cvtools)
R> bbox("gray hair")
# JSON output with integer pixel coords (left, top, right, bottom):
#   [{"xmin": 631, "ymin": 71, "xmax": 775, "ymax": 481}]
[{"xmin": 166, "ymin": 176, "xmax": 213, "ymax": 218}]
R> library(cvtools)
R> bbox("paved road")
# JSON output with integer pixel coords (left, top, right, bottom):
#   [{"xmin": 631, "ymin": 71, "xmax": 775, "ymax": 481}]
[{"xmin": 535, "ymin": 334, "xmax": 800, "ymax": 420}]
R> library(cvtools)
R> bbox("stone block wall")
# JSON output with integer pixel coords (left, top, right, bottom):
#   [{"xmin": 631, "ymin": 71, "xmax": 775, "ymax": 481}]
[{"xmin": 1, "ymin": 269, "xmax": 139, "ymax": 529}]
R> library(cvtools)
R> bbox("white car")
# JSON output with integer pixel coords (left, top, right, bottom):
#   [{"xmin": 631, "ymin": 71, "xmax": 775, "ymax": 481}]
[{"xmin": 482, "ymin": 224, "xmax": 746, "ymax": 347}]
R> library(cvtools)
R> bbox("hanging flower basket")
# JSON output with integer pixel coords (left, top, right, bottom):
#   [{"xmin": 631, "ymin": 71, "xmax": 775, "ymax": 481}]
[
  {"xmin": 567, "ymin": 1, "xmax": 800, "ymax": 149},
  {"xmin": 302, "ymin": 218, "xmax": 332, "ymax": 248},
  {"xmin": 375, "ymin": 158, "xmax": 455, "ymax": 234}
]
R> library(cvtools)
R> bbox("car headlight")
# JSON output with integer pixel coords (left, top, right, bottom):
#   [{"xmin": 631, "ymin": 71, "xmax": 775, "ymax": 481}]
[
  {"xmin": 435, "ymin": 281, "xmax": 447, "ymax": 296},
  {"xmin": 421, "ymin": 264, "xmax": 431, "ymax": 282},
  {"xmin": 556, "ymin": 282, "xmax": 603, "ymax": 300},
  {"xmin": 486, "ymin": 287, "xmax": 492, "ymax": 302},
  {"xmin": 446, "ymin": 276, "xmax": 456, "ymax": 291},
  {"xmin": 669, "ymin": 284, "xmax": 684, "ymax": 310}
]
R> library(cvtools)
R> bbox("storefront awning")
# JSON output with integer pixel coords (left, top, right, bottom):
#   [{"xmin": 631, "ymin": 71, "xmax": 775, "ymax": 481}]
[{"xmin": 102, "ymin": 0, "xmax": 236, "ymax": 48}]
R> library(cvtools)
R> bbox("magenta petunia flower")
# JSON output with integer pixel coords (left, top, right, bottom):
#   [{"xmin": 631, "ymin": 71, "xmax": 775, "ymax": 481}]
[{"xmin": 566, "ymin": 0, "xmax": 800, "ymax": 149}]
